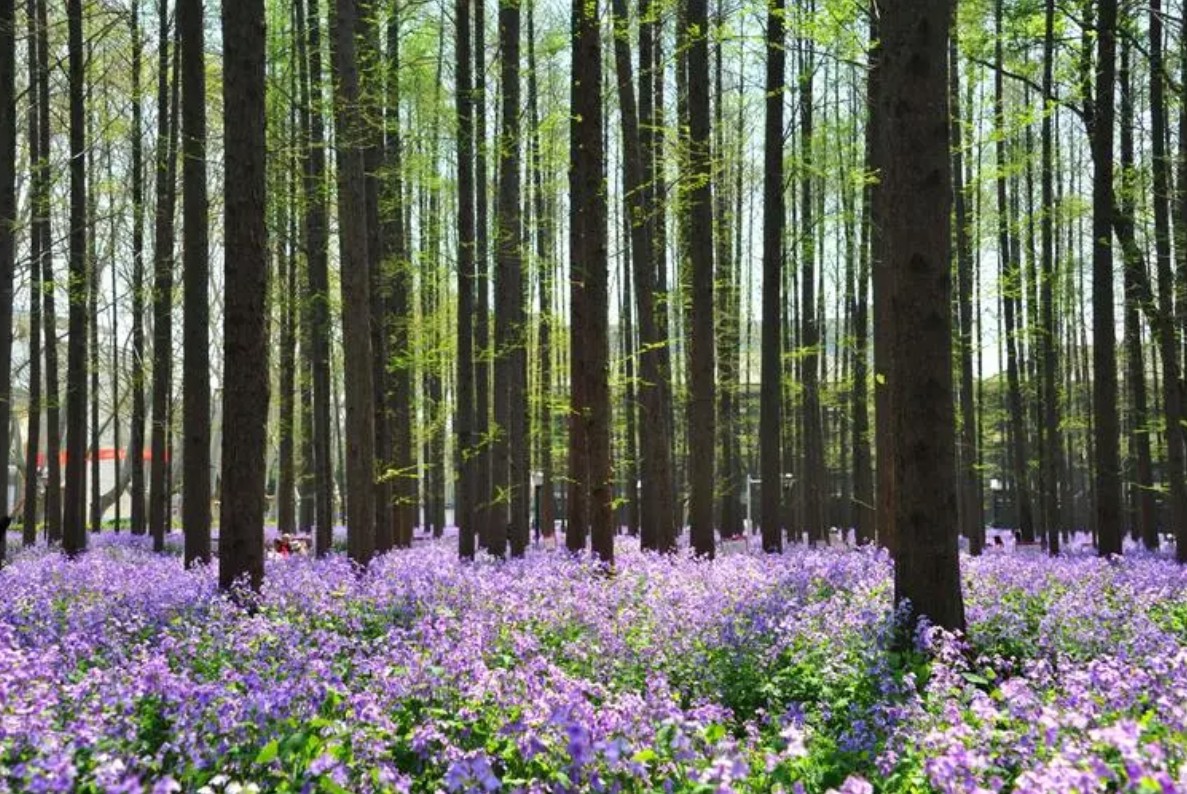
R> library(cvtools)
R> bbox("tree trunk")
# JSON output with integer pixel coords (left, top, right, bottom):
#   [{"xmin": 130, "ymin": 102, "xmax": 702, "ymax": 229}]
[
  {"xmin": 1089, "ymin": 0, "xmax": 1122, "ymax": 556},
  {"xmin": 1149, "ymin": 0, "xmax": 1187, "ymax": 559},
  {"xmin": 130, "ymin": 0, "xmax": 147, "ymax": 537},
  {"xmin": 456, "ymin": 0, "xmax": 477, "ymax": 560},
  {"xmin": 181, "ymin": 0, "xmax": 211, "ymax": 566},
  {"xmin": 686, "ymin": 0, "xmax": 715, "ymax": 559},
  {"xmin": 759, "ymin": 0, "xmax": 784, "ymax": 553},
  {"xmin": 569, "ymin": 0, "xmax": 612, "ymax": 564},
  {"xmin": 150, "ymin": 3, "xmax": 181, "ymax": 552},
  {"xmin": 493, "ymin": 0, "xmax": 525, "ymax": 557},
  {"xmin": 876, "ymin": 0, "xmax": 965, "ymax": 633},
  {"xmin": 0, "ymin": 0, "xmax": 12, "ymax": 562},
  {"xmin": 63, "ymin": 0, "xmax": 88, "ymax": 557},
  {"xmin": 219, "ymin": 0, "xmax": 268, "ymax": 593},
  {"xmin": 385, "ymin": 6, "xmax": 416, "ymax": 550},
  {"xmin": 333, "ymin": 0, "xmax": 377, "ymax": 567},
  {"xmin": 1039, "ymin": 0, "xmax": 1061, "ymax": 554},
  {"xmin": 22, "ymin": 0, "xmax": 41, "ymax": 546},
  {"xmin": 951, "ymin": 30, "xmax": 982, "ymax": 555},
  {"xmin": 1118, "ymin": 40, "xmax": 1155, "ymax": 552}
]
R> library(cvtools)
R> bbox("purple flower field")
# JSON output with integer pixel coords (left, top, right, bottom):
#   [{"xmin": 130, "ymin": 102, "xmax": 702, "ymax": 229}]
[{"xmin": 1, "ymin": 535, "xmax": 1186, "ymax": 793}]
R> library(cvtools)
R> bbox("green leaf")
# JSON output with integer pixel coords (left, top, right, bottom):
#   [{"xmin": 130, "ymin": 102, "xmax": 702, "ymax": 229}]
[{"xmin": 255, "ymin": 740, "xmax": 279, "ymax": 765}]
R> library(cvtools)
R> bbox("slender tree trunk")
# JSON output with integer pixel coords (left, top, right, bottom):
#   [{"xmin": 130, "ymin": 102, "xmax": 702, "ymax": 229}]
[
  {"xmin": 62, "ymin": 0, "xmax": 88, "ymax": 557},
  {"xmin": 951, "ymin": 30, "xmax": 982, "ymax": 554},
  {"xmin": 180, "ymin": 0, "xmax": 211, "ymax": 566},
  {"xmin": 0, "ymin": 0, "xmax": 12, "ymax": 560},
  {"xmin": 877, "ymin": 0, "xmax": 965, "ymax": 633},
  {"xmin": 1149, "ymin": 0, "xmax": 1187, "ymax": 558},
  {"xmin": 128, "ymin": 0, "xmax": 147, "ymax": 537},
  {"xmin": 1039, "ymin": 0, "xmax": 1061, "ymax": 554},
  {"xmin": 799, "ymin": 12, "xmax": 824, "ymax": 545},
  {"xmin": 1118, "ymin": 41, "xmax": 1155, "ymax": 551},
  {"xmin": 333, "ymin": 0, "xmax": 377, "ymax": 566},
  {"xmin": 22, "ymin": 0, "xmax": 41, "ymax": 545},
  {"xmin": 529, "ymin": 0, "xmax": 554, "ymax": 543},
  {"xmin": 995, "ymin": 0, "xmax": 1034, "ymax": 544},
  {"xmin": 760, "ymin": 0, "xmax": 784, "ymax": 553},
  {"xmin": 386, "ymin": 6, "xmax": 416, "ymax": 549},
  {"xmin": 474, "ymin": 0, "xmax": 492, "ymax": 550},
  {"xmin": 297, "ymin": 0, "xmax": 335, "ymax": 556},
  {"xmin": 456, "ymin": 0, "xmax": 477, "ymax": 560},
  {"xmin": 569, "ymin": 0, "xmax": 613, "ymax": 563},
  {"xmin": 685, "ymin": 0, "xmax": 715, "ymax": 559},
  {"xmin": 1089, "ymin": 0, "xmax": 1122, "ymax": 556},
  {"xmin": 219, "ymin": 0, "xmax": 268, "ymax": 593},
  {"xmin": 150, "ymin": 3, "xmax": 181, "ymax": 552},
  {"xmin": 492, "ymin": 0, "xmax": 525, "ymax": 557},
  {"xmin": 611, "ymin": 0, "xmax": 675, "ymax": 551}
]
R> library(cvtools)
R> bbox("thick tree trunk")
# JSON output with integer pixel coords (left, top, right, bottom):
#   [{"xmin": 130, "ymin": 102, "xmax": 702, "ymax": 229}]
[
  {"xmin": 219, "ymin": 0, "xmax": 268, "ymax": 593},
  {"xmin": 876, "ymin": 0, "xmax": 965, "ymax": 633},
  {"xmin": 455, "ymin": 0, "xmax": 477, "ymax": 560}
]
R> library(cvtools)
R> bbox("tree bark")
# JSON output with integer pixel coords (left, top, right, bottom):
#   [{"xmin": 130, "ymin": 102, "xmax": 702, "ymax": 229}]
[
  {"xmin": 180, "ymin": 0, "xmax": 211, "ymax": 566},
  {"xmin": 333, "ymin": 0, "xmax": 377, "ymax": 567},
  {"xmin": 686, "ymin": 0, "xmax": 715, "ymax": 559},
  {"xmin": 219, "ymin": 0, "xmax": 268, "ymax": 593},
  {"xmin": 63, "ymin": 0, "xmax": 88, "ymax": 557},
  {"xmin": 876, "ymin": 0, "xmax": 965, "ymax": 633}
]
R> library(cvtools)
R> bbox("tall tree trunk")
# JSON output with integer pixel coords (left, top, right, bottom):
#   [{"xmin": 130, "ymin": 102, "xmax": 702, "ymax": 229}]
[
  {"xmin": 1149, "ymin": 0, "xmax": 1187, "ymax": 558},
  {"xmin": 529, "ymin": 0, "xmax": 554, "ymax": 543},
  {"xmin": 386, "ymin": 6, "xmax": 416, "ymax": 549},
  {"xmin": 0, "ymin": 0, "xmax": 12, "ymax": 561},
  {"xmin": 333, "ymin": 0, "xmax": 377, "ymax": 566},
  {"xmin": 493, "ymin": 0, "xmax": 525, "ymax": 557},
  {"xmin": 1039, "ymin": 0, "xmax": 1061, "ymax": 554},
  {"xmin": 129, "ymin": 0, "xmax": 147, "ymax": 536},
  {"xmin": 877, "ymin": 0, "xmax": 965, "ymax": 633},
  {"xmin": 569, "ymin": 0, "xmax": 612, "ymax": 563},
  {"xmin": 297, "ymin": 0, "xmax": 335, "ymax": 556},
  {"xmin": 150, "ymin": 3, "xmax": 181, "ymax": 552},
  {"xmin": 1089, "ymin": 0, "xmax": 1122, "ymax": 556},
  {"xmin": 474, "ymin": 0, "xmax": 492, "ymax": 549},
  {"xmin": 611, "ymin": 0, "xmax": 675, "ymax": 552},
  {"xmin": 181, "ymin": 0, "xmax": 211, "ymax": 566},
  {"xmin": 22, "ymin": 0, "xmax": 41, "ymax": 545},
  {"xmin": 686, "ymin": 0, "xmax": 715, "ymax": 559},
  {"xmin": 63, "ymin": 0, "xmax": 88, "ymax": 557},
  {"xmin": 759, "ymin": 0, "xmax": 784, "ymax": 553},
  {"xmin": 995, "ymin": 0, "xmax": 1034, "ymax": 544},
  {"xmin": 277, "ymin": 173, "xmax": 297, "ymax": 536},
  {"xmin": 852, "ymin": 12, "xmax": 875, "ymax": 547},
  {"xmin": 799, "ymin": 10, "xmax": 824, "ymax": 545},
  {"xmin": 1118, "ymin": 40, "xmax": 1155, "ymax": 551},
  {"xmin": 713, "ymin": 0, "xmax": 740, "ymax": 540},
  {"xmin": 951, "ymin": 29, "xmax": 982, "ymax": 554},
  {"xmin": 219, "ymin": 0, "xmax": 268, "ymax": 593},
  {"xmin": 357, "ymin": 0, "xmax": 392, "ymax": 554},
  {"xmin": 456, "ymin": 0, "xmax": 477, "ymax": 560}
]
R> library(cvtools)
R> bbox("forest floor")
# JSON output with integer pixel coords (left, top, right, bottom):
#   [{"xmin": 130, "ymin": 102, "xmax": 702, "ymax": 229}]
[{"xmin": 0, "ymin": 532, "xmax": 1185, "ymax": 793}]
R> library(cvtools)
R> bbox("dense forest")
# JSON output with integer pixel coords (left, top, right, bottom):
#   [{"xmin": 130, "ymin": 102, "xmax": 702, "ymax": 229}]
[{"xmin": 1, "ymin": 0, "xmax": 1187, "ymax": 625}]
